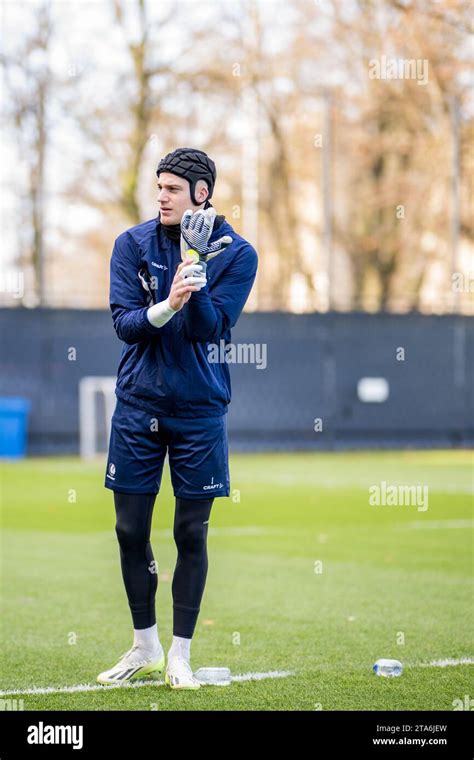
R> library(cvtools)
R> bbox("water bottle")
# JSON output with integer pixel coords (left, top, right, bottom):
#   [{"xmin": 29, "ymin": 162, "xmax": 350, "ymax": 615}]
[
  {"xmin": 373, "ymin": 659, "xmax": 403, "ymax": 677},
  {"xmin": 193, "ymin": 667, "xmax": 231, "ymax": 686}
]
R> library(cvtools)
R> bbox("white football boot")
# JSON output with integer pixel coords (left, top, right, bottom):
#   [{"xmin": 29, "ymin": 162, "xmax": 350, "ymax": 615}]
[
  {"xmin": 97, "ymin": 644, "xmax": 165, "ymax": 685},
  {"xmin": 165, "ymin": 656, "xmax": 201, "ymax": 690}
]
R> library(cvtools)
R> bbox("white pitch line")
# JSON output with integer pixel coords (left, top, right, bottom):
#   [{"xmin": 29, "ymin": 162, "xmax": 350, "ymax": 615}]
[
  {"xmin": 399, "ymin": 519, "xmax": 473, "ymax": 531},
  {"xmin": 156, "ymin": 527, "xmax": 285, "ymax": 537},
  {"xmin": 0, "ymin": 671, "xmax": 295, "ymax": 697},
  {"xmin": 3, "ymin": 660, "xmax": 472, "ymax": 697},
  {"xmin": 230, "ymin": 670, "xmax": 294, "ymax": 682},
  {"xmin": 416, "ymin": 657, "xmax": 474, "ymax": 668}
]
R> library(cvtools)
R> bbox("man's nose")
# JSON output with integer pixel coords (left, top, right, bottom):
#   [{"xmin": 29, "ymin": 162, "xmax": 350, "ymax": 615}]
[{"xmin": 158, "ymin": 188, "xmax": 169, "ymax": 203}]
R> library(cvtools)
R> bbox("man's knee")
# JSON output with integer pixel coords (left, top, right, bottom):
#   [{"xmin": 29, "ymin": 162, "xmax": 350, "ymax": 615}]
[
  {"xmin": 174, "ymin": 516, "xmax": 208, "ymax": 553},
  {"xmin": 113, "ymin": 491, "xmax": 155, "ymax": 552},
  {"xmin": 115, "ymin": 520, "xmax": 146, "ymax": 552}
]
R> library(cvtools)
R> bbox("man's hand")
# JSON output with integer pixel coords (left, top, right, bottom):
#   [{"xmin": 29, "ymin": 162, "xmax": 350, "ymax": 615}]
[{"xmin": 168, "ymin": 261, "xmax": 206, "ymax": 311}]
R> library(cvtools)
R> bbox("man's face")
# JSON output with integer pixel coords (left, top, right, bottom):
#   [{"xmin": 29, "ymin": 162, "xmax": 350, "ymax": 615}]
[{"xmin": 157, "ymin": 172, "xmax": 208, "ymax": 225}]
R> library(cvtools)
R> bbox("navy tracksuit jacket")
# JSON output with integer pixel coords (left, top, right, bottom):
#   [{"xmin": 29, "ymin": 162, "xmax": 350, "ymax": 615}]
[{"xmin": 109, "ymin": 215, "xmax": 258, "ymax": 418}]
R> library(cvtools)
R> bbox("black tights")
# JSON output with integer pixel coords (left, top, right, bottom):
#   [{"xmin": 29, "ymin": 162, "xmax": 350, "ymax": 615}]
[{"xmin": 114, "ymin": 493, "xmax": 213, "ymax": 638}]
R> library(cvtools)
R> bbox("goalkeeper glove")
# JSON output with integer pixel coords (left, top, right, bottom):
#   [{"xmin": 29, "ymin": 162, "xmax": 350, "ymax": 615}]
[{"xmin": 180, "ymin": 207, "xmax": 232, "ymax": 288}]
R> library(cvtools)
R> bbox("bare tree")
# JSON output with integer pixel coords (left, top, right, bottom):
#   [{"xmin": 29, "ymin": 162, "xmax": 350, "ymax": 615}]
[{"xmin": 2, "ymin": 3, "xmax": 52, "ymax": 305}]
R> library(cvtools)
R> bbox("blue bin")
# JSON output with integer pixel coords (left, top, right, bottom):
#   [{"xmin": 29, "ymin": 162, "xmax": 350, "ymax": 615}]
[{"xmin": 0, "ymin": 398, "xmax": 31, "ymax": 458}]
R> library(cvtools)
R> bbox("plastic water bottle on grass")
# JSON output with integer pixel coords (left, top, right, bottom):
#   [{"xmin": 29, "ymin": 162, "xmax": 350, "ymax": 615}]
[
  {"xmin": 373, "ymin": 659, "xmax": 403, "ymax": 677},
  {"xmin": 193, "ymin": 667, "xmax": 231, "ymax": 686}
]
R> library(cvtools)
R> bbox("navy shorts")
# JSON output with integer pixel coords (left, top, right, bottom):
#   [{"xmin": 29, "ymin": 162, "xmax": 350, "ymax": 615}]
[{"xmin": 104, "ymin": 399, "xmax": 230, "ymax": 499}]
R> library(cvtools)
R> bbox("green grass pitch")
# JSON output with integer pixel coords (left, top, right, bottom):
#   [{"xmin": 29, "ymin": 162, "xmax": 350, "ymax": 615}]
[{"xmin": 1, "ymin": 450, "xmax": 472, "ymax": 711}]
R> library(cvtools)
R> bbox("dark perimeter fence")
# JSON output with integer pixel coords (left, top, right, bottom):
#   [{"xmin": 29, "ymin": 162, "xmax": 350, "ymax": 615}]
[{"xmin": 0, "ymin": 308, "xmax": 472, "ymax": 455}]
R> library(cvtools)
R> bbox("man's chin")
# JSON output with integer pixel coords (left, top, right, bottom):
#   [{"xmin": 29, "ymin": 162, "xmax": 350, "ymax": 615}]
[{"xmin": 160, "ymin": 213, "xmax": 179, "ymax": 225}]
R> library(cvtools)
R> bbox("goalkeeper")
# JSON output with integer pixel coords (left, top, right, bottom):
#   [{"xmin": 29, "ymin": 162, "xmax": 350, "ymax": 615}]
[{"xmin": 98, "ymin": 148, "xmax": 258, "ymax": 689}]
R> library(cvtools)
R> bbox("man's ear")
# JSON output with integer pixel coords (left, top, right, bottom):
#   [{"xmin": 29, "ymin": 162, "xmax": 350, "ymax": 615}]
[{"xmin": 194, "ymin": 179, "xmax": 209, "ymax": 206}]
